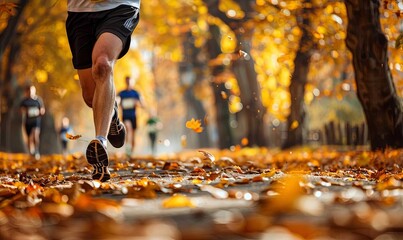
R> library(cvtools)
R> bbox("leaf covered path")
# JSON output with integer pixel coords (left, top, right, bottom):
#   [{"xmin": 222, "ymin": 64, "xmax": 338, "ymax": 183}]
[{"xmin": 1, "ymin": 147, "xmax": 403, "ymax": 239}]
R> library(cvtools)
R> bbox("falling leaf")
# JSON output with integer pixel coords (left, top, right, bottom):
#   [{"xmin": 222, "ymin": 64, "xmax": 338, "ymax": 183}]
[
  {"xmin": 66, "ymin": 133, "xmax": 82, "ymax": 140},
  {"xmin": 162, "ymin": 194, "xmax": 194, "ymax": 208},
  {"xmin": 51, "ymin": 87, "xmax": 67, "ymax": 98},
  {"xmin": 185, "ymin": 118, "xmax": 203, "ymax": 133},
  {"xmin": 239, "ymin": 50, "xmax": 248, "ymax": 59},
  {"xmin": 221, "ymin": 91, "xmax": 228, "ymax": 99},
  {"xmin": 290, "ymin": 120, "xmax": 299, "ymax": 130},
  {"xmin": 241, "ymin": 137, "xmax": 249, "ymax": 146}
]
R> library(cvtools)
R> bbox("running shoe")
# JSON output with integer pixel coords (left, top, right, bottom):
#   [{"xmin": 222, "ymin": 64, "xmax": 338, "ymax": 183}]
[
  {"xmin": 86, "ymin": 139, "xmax": 110, "ymax": 182},
  {"xmin": 107, "ymin": 103, "xmax": 126, "ymax": 148}
]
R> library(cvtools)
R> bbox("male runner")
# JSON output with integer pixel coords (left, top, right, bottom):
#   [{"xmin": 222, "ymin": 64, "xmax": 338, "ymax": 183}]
[
  {"xmin": 118, "ymin": 76, "xmax": 144, "ymax": 156},
  {"xmin": 20, "ymin": 85, "xmax": 45, "ymax": 160},
  {"xmin": 66, "ymin": 0, "xmax": 140, "ymax": 181}
]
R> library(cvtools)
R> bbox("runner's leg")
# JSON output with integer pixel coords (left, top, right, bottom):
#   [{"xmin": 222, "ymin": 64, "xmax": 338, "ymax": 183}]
[
  {"xmin": 78, "ymin": 32, "xmax": 123, "ymax": 139},
  {"xmin": 91, "ymin": 32, "xmax": 122, "ymax": 139}
]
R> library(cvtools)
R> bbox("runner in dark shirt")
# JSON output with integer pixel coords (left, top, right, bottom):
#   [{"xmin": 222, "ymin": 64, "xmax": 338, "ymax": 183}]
[{"xmin": 20, "ymin": 85, "xmax": 45, "ymax": 160}]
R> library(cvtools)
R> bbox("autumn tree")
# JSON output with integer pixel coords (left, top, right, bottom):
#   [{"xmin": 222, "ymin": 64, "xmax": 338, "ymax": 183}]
[
  {"xmin": 180, "ymin": 31, "xmax": 211, "ymax": 147},
  {"xmin": 344, "ymin": 0, "xmax": 403, "ymax": 150},
  {"xmin": 0, "ymin": 0, "xmax": 28, "ymax": 152},
  {"xmin": 206, "ymin": 24, "xmax": 235, "ymax": 148},
  {"xmin": 282, "ymin": 0, "xmax": 314, "ymax": 149},
  {"xmin": 1, "ymin": 1, "xmax": 79, "ymax": 153},
  {"xmin": 203, "ymin": 0, "xmax": 266, "ymax": 147}
]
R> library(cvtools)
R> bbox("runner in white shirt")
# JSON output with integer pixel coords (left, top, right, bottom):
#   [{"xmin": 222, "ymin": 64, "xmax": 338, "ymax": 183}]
[{"xmin": 66, "ymin": 0, "xmax": 141, "ymax": 182}]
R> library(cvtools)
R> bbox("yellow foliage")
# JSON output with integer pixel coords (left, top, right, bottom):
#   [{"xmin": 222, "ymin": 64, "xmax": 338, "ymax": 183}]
[
  {"xmin": 229, "ymin": 95, "xmax": 242, "ymax": 113},
  {"xmin": 218, "ymin": 0, "xmax": 244, "ymax": 19},
  {"xmin": 35, "ymin": 70, "xmax": 48, "ymax": 83}
]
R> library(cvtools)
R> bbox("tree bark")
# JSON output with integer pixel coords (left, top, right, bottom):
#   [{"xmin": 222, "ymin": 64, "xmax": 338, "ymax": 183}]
[
  {"xmin": 206, "ymin": 24, "xmax": 234, "ymax": 148},
  {"xmin": 232, "ymin": 34, "xmax": 266, "ymax": 146},
  {"xmin": 0, "ymin": 0, "xmax": 28, "ymax": 151},
  {"xmin": 180, "ymin": 32, "xmax": 210, "ymax": 148},
  {"xmin": 0, "ymin": 38, "xmax": 25, "ymax": 151},
  {"xmin": 282, "ymin": 2, "xmax": 313, "ymax": 149},
  {"xmin": 203, "ymin": 0, "xmax": 266, "ymax": 147},
  {"xmin": 344, "ymin": 0, "xmax": 403, "ymax": 150}
]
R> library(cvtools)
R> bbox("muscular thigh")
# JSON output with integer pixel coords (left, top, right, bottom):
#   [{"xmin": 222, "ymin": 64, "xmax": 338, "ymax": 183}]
[{"xmin": 92, "ymin": 33, "xmax": 123, "ymax": 62}]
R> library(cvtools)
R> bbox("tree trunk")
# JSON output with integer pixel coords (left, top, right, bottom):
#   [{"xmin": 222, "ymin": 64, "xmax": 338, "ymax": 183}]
[
  {"xmin": 282, "ymin": 1, "xmax": 313, "ymax": 149},
  {"xmin": 0, "ymin": 0, "xmax": 28, "ymax": 58},
  {"xmin": 344, "ymin": 0, "xmax": 403, "ymax": 150},
  {"xmin": 232, "ymin": 34, "xmax": 266, "ymax": 146},
  {"xmin": 0, "ymin": 0, "xmax": 28, "ymax": 152},
  {"xmin": 206, "ymin": 24, "xmax": 234, "ymax": 149},
  {"xmin": 203, "ymin": 0, "xmax": 266, "ymax": 147},
  {"xmin": 0, "ymin": 39, "xmax": 25, "ymax": 151},
  {"xmin": 180, "ymin": 32, "xmax": 210, "ymax": 148}
]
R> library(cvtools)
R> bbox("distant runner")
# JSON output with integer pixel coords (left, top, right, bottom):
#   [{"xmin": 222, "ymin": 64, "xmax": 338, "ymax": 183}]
[
  {"xmin": 117, "ymin": 76, "xmax": 144, "ymax": 157},
  {"xmin": 20, "ymin": 85, "xmax": 45, "ymax": 160}
]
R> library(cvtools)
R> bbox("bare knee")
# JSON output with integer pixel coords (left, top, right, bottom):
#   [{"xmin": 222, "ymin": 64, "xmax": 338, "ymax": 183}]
[{"xmin": 92, "ymin": 55, "xmax": 113, "ymax": 82}]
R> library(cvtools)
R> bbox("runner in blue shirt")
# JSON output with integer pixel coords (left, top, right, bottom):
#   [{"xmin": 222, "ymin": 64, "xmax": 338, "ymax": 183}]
[{"xmin": 118, "ymin": 76, "xmax": 144, "ymax": 156}]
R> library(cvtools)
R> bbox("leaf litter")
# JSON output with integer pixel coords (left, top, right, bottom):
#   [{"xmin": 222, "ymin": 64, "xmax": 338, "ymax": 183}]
[{"xmin": 1, "ymin": 147, "xmax": 403, "ymax": 238}]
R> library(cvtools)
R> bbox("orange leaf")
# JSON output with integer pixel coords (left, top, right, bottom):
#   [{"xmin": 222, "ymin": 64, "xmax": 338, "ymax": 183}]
[
  {"xmin": 241, "ymin": 137, "xmax": 249, "ymax": 146},
  {"xmin": 186, "ymin": 118, "xmax": 204, "ymax": 133},
  {"xmin": 66, "ymin": 133, "xmax": 82, "ymax": 140},
  {"xmin": 221, "ymin": 91, "xmax": 228, "ymax": 99}
]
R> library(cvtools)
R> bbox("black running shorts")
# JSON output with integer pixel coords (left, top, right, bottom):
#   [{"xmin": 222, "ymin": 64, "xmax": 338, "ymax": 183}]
[
  {"xmin": 66, "ymin": 5, "xmax": 140, "ymax": 69},
  {"xmin": 123, "ymin": 116, "xmax": 137, "ymax": 130},
  {"xmin": 25, "ymin": 119, "xmax": 41, "ymax": 136}
]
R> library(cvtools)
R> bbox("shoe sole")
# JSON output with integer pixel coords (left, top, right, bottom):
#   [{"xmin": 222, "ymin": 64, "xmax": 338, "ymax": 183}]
[{"xmin": 86, "ymin": 140, "xmax": 110, "ymax": 182}]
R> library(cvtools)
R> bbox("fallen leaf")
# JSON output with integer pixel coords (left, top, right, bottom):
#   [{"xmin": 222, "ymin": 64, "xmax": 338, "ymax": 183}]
[{"xmin": 162, "ymin": 194, "xmax": 194, "ymax": 208}]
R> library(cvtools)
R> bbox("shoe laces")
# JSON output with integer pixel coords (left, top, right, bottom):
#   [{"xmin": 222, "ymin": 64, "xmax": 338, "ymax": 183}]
[{"xmin": 109, "ymin": 118, "xmax": 122, "ymax": 135}]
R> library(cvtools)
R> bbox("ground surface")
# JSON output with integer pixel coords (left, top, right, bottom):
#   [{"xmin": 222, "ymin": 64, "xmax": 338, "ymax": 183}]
[{"xmin": 0, "ymin": 146, "xmax": 403, "ymax": 239}]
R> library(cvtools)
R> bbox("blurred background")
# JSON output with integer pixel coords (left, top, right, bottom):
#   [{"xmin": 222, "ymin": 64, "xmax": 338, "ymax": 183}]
[{"xmin": 0, "ymin": 0, "xmax": 402, "ymax": 156}]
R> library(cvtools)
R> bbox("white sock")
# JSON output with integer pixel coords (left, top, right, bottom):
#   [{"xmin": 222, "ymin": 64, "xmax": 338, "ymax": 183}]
[{"xmin": 96, "ymin": 136, "xmax": 107, "ymax": 147}]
